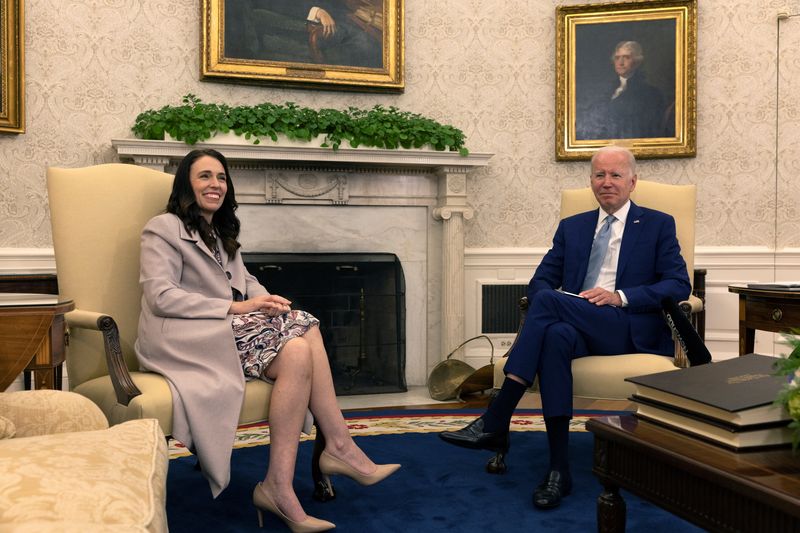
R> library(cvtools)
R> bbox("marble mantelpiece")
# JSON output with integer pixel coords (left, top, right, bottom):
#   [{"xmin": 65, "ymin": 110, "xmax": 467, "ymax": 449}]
[{"xmin": 112, "ymin": 138, "xmax": 493, "ymax": 386}]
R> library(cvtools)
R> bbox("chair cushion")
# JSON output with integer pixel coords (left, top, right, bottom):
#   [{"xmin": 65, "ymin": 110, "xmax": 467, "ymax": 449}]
[
  {"xmin": 240, "ymin": 378, "xmax": 273, "ymax": 425},
  {"xmin": 0, "ymin": 418, "xmax": 168, "ymax": 532},
  {"xmin": 0, "ymin": 416, "xmax": 14, "ymax": 439},
  {"xmin": 0, "ymin": 390, "xmax": 108, "ymax": 437},
  {"xmin": 74, "ymin": 372, "xmax": 174, "ymax": 433},
  {"xmin": 571, "ymin": 354, "xmax": 678, "ymax": 400},
  {"xmin": 493, "ymin": 353, "xmax": 679, "ymax": 401},
  {"xmin": 75, "ymin": 371, "xmax": 273, "ymax": 437}
]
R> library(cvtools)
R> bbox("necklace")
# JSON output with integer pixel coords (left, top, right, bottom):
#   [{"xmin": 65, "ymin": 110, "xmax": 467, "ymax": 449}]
[{"xmin": 209, "ymin": 229, "xmax": 223, "ymax": 267}]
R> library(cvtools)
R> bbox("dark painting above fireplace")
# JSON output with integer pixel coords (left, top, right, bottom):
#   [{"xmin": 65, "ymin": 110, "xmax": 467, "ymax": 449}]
[{"xmin": 243, "ymin": 252, "xmax": 406, "ymax": 396}]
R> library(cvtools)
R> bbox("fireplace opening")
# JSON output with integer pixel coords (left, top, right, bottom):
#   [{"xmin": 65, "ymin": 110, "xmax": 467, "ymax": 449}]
[{"xmin": 243, "ymin": 252, "xmax": 406, "ymax": 396}]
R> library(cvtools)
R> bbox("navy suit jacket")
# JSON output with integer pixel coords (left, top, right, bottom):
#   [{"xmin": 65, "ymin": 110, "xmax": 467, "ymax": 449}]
[{"xmin": 528, "ymin": 202, "xmax": 691, "ymax": 355}]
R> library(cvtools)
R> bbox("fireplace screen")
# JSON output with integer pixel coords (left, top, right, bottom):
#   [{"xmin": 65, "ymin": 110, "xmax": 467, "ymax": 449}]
[{"xmin": 243, "ymin": 252, "xmax": 406, "ymax": 396}]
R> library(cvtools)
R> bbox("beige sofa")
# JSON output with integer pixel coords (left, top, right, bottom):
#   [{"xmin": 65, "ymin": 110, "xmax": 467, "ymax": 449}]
[{"xmin": 0, "ymin": 390, "xmax": 168, "ymax": 532}]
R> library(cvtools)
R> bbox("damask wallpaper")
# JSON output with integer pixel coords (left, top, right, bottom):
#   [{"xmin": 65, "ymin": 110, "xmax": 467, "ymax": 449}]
[{"xmin": 3, "ymin": 0, "xmax": 800, "ymax": 250}]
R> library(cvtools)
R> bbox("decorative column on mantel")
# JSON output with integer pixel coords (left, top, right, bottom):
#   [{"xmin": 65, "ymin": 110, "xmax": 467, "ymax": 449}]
[
  {"xmin": 111, "ymin": 138, "xmax": 493, "ymax": 369},
  {"xmin": 433, "ymin": 168, "xmax": 474, "ymax": 360}
]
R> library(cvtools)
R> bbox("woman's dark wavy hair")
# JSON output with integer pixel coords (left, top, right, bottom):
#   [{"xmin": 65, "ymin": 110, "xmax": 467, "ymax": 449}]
[{"xmin": 166, "ymin": 148, "xmax": 241, "ymax": 258}]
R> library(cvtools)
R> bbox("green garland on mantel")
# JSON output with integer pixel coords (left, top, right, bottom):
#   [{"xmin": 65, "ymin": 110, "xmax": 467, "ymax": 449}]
[{"xmin": 132, "ymin": 94, "xmax": 469, "ymax": 155}]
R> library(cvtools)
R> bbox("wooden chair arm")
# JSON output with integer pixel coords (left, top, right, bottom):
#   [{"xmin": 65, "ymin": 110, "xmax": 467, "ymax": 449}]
[
  {"xmin": 65, "ymin": 310, "xmax": 142, "ymax": 406},
  {"xmin": 679, "ymin": 294, "xmax": 703, "ymax": 315},
  {"xmin": 500, "ymin": 297, "xmax": 529, "ymax": 358}
]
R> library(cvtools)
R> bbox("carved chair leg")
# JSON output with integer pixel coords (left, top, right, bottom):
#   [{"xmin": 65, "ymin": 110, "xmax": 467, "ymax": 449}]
[
  {"xmin": 486, "ymin": 450, "xmax": 508, "ymax": 474},
  {"xmin": 311, "ymin": 421, "xmax": 336, "ymax": 502}
]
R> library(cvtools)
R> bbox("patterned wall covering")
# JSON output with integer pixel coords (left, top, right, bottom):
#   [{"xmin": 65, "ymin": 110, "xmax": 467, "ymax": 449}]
[{"xmin": 4, "ymin": 0, "xmax": 800, "ymax": 250}]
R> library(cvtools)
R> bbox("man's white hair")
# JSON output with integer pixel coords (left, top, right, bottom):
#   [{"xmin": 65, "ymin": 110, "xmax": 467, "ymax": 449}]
[
  {"xmin": 590, "ymin": 145, "xmax": 637, "ymax": 175},
  {"xmin": 611, "ymin": 41, "xmax": 644, "ymax": 64}
]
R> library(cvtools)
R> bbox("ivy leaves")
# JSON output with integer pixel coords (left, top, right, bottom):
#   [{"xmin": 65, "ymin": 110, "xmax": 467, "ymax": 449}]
[{"xmin": 132, "ymin": 95, "xmax": 468, "ymax": 155}]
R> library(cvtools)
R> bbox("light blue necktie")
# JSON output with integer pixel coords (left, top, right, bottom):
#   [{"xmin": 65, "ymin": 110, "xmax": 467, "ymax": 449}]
[{"xmin": 582, "ymin": 215, "xmax": 616, "ymax": 291}]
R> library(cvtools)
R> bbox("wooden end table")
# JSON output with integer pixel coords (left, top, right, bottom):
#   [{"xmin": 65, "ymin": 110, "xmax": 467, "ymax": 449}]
[
  {"xmin": 728, "ymin": 284, "xmax": 800, "ymax": 356},
  {"xmin": 586, "ymin": 415, "xmax": 800, "ymax": 532},
  {"xmin": 0, "ymin": 294, "xmax": 74, "ymax": 391}
]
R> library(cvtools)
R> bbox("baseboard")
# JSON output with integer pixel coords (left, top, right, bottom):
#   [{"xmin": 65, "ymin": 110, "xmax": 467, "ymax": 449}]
[{"xmin": 0, "ymin": 248, "xmax": 56, "ymax": 274}]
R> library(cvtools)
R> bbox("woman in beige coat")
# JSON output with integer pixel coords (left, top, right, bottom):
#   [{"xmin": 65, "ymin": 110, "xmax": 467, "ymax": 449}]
[{"xmin": 135, "ymin": 148, "xmax": 399, "ymax": 532}]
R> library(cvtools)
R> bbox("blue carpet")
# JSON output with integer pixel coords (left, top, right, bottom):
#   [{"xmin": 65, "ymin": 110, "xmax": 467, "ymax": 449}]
[{"xmin": 166, "ymin": 413, "xmax": 703, "ymax": 532}]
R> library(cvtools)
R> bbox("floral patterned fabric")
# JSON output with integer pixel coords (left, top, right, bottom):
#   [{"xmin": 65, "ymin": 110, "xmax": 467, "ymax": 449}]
[
  {"xmin": 0, "ymin": 390, "xmax": 108, "ymax": 437},
  {"xmin": 232, "ymin": 310, "xmax": 319, "ymax": 379},
  {"xmin": 0, "ymin": 416, "xmax": 14, "ymax": 440},
  {"xmin": 0, "ymin": 418, "xmax": 168, "ymax": 532}
]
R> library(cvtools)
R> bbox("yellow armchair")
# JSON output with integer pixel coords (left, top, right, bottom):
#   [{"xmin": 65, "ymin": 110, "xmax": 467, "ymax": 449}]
[
  {"xmin": 493, "ymin": 180, "xmax": 705, "ymax": 400},
  {"xmin": 47, "ymin": 164, "xmax": 331, "ymax": 499},
  {"xmin": 47, "ymin": 163, "xmax": 276, "ymax": 432}
]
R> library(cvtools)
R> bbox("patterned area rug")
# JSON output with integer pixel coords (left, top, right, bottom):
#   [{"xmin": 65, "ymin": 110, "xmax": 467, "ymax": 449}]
[{"xmin": 168, "ymin": 409, "xmax": 608, "ymax": 459}]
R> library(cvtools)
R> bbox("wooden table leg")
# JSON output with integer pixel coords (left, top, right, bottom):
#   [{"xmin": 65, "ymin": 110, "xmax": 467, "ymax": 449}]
[
  {"xmin": 738, "ymin": 296, "xmax": 755, "ymax": 356},
  {"xmin": 54, "ymin": 364, "xmax": 63, "ymax": 390},
  {"xmin": 597, "ymin": 483, "xmax": 626, "ymax": 533},
  {"xmin": 740, "ymin": 325, "xmax": 755, "ymax": 356}
]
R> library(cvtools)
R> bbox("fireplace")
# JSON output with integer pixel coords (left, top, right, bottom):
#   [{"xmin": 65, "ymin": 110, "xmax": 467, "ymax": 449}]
[
  {"xmin": 112, "ymin": 139, "xmax": 492, "ymax": 387},
  {"xmin": 244, "ymin": 252, "xmax": 406, "ymax": 395}
]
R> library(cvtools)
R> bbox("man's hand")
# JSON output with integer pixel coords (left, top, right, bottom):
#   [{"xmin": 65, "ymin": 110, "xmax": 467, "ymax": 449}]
[
  {"xmin": 229, "ymin": 294, "xmax": 292, "ymax": 316},
  {"xmin": 578, "ymin": 287, "xmax": 622, "ymax": 307},
  {"xmin": 316, "ymin": 8, "xmax": 336, "ymax": 37}
]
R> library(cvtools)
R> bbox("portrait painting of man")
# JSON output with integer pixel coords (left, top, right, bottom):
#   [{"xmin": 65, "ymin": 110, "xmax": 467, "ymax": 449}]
[
  {"xmin": 223, "ymin": 0, "xmax": 384, "ymax": 70},
  {"xmin": 573, "ymin": 19, "xmax": 677, "ymax": 141},
  {"xmin": 202, "ymin": 0, "xmax": 402, "ymax": 92}
]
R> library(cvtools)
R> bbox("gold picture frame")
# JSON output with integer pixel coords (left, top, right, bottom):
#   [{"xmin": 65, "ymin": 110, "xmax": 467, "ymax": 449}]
[
  {"xmin": 0, "ymin": 0, "xmax": 23, "ymax": 133},
  {"xmin": 201, "ymin": 0, "xmax": 403, "ymax": 92},
  {"xmin": 556, "ymin": 0, "xmax": 696, "ymax": 160}
]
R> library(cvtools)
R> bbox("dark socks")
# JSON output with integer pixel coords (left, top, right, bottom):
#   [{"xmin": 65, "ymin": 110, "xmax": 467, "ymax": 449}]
[
  {"xmin": 481, "ymin": 378, "xmax": 527, "ymax": 433},
  {"xmin": 544, "ymin": 415, "xmax": 571, "ymax": 473}
]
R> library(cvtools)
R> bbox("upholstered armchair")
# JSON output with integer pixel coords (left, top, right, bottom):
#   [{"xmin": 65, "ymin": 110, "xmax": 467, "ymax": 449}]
[
  {"xmin": 492, "ymin": 180, "xmax": 705, "ymax": 400},
  {"xmin": 47, "ymin": 164, "xmax": 332, "ymax": 499}
]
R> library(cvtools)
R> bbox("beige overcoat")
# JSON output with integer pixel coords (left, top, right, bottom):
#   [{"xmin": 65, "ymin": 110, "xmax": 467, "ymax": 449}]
[{"xmin": 134, "ymin": 213, "xmax": 268, "ymax": 497}]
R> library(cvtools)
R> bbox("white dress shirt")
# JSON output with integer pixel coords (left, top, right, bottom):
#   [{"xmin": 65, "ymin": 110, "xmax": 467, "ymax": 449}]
[
  {"xmin": 592, "ymin": 200, "xmax": 631, "ymax": 305},
  {"xmin": 611, "ymin": 76, "xmax": 628, "ymax": 100}
]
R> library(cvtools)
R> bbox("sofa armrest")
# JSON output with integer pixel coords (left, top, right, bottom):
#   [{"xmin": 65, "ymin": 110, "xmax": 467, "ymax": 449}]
[
  {"xmin": 0, "ymin": 390, "xmax": 109, "ymax": 437},
  {"xmin": 66, "ymin": 309, "xmax": 142, "ymax": 406},
  {"xmin": 0, "ymin": 418, "xmax": 168, "ymax": 532}
]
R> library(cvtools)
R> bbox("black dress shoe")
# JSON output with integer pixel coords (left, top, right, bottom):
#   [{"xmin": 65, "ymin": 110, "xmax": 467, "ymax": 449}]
[
  {"xmin": 439, "ymin": 417, "xmax": 510, "ymax": 453},
  {"xmin": 532, "ymin": 470, "xmax": 572, "ymax": 509}
]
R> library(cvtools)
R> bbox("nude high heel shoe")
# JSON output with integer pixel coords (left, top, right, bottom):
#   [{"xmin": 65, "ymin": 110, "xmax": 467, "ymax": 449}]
[
  {"xmin": 252, "ymin": 482, "xmax": 335, "ymax": 532},
  {"xmin": 319, "ymin": 450, "xmax": 400, "ymax": 486}
]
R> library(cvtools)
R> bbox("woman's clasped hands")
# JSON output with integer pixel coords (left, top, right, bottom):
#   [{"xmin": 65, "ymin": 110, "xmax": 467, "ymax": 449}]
[{"xmin": 229, "ymin": 294, "xmax": 292, "ymax": 316}]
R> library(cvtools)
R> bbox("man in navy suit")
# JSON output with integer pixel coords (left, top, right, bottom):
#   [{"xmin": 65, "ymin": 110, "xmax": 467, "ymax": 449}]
[{"xmin": 440, "ymin": 146, "xmax": 691, "ymax": 509}]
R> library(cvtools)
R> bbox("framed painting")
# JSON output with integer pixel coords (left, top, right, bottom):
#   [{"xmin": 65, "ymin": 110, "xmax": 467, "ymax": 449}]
[
  {"xmin": 0, "ymin": 0, "xmax": 23, "ymax": 133},
  {"xmin": 201, "ymin": 0, "xmax": 404, "ymax": 92},
  {"xmin": 556, "ymin": 0, "xmax": 696, "ymax": 160}
]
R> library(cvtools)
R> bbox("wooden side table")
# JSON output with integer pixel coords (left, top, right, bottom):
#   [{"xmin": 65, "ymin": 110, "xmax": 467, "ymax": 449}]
[
  {"xmin": 728, "ymin": 284, "xmax": 800, "ymax": 355},
  {"xmin": 0, "ymin": 294, "xmax": 74, "ymax": 391},
  {"xmin": 587, "ymin": 415, "xmax": 800, "ymax": 532}
]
